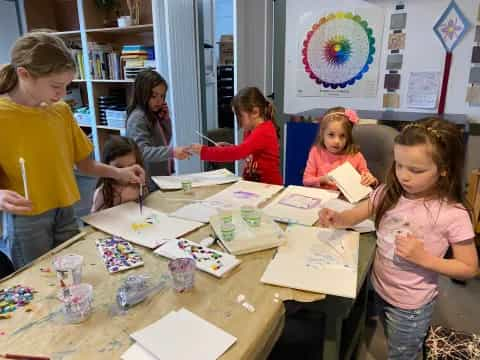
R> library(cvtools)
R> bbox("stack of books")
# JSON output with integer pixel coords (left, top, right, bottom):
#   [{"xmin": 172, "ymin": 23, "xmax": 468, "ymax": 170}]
[{"xmin": 121, "ymin": 45, "xmax": 156, "ymax": 79}]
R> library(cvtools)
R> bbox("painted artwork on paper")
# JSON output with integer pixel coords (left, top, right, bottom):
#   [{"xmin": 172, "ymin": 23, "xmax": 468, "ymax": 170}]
[{"xmin": 301, "ymin": 12, "xmax": 376, "ymax": 89}]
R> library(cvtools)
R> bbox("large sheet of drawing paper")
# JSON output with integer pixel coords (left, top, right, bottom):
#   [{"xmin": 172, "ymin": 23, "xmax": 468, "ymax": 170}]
[
  {"xmin": 82, "ymin": 202, "xmax": 204, "ymax": 249},
  {"xmin": 210, "ymin": 210, "xmax": 285, "ymax": 255},
  {"xmin": 261, "ymin": 226, "xmax": 359, "ymax": 298},
  {"xmin": 205, "ymin": 180, "xmax": 284, "ymax": 208},
  {"xmin": 322, "ymin": 198, "xmax": 375, "ymax": 233},
  {"xmin": 262, "ymin": 185, "xmax": 339, "ymax": 225},
  {"xmin": 152, "ymin": 168, "xmax": 240, "ymax": 190}
]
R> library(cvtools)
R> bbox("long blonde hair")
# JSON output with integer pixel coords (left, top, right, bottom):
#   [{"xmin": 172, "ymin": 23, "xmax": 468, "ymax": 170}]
[{"xmin": 0, "ymin": 32, "xmax": 76, "ymax": 94}]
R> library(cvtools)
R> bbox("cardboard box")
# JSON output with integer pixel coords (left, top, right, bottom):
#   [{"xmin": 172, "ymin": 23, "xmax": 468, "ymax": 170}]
[{"xmin": 219, "ymin": 35, "xmax": 234, "ymax": 65}]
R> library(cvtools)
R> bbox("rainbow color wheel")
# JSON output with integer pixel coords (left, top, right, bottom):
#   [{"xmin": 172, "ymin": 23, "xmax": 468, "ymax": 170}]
[{"xmin": 302, "ymin": 12, "xmax": 375, "ymax": 89}]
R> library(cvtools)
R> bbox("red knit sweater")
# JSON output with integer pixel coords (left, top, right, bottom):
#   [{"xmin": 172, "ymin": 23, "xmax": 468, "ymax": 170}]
[{"xmin": 200, "ymin": 120, "xmax": 283, "ymax": 185}]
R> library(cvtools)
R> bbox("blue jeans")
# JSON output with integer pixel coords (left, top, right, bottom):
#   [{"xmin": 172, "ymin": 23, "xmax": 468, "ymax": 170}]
[
  {"xmin": 374, "ymin": 292, "xmax": 435, "ymax": 360},
  {"xmin": 1, "ymin": 206, "xmax": 79, "ymax": 269}
]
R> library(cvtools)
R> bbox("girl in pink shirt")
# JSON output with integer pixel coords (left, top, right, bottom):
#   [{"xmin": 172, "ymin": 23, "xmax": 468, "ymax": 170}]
[
  {"xmin": 92, "ymin": 136, "xmax": 148, "ymax": 212},
  {"xmin": 319, "ymin": 117, "xmax": 478, "ymax": 359},
  {"xmin": 303, "ymin": 107, "xmax": 377, "ymax": 190}
]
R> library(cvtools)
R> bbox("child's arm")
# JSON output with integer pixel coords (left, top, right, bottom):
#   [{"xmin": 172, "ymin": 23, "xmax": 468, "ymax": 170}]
[
  {"xmin": 191, "ymin": 129, "xmax": 264, "ymax": 162},
  {"xmin": 355, "ymin": 153, "xmax": 378, "ymax": 186},
  {"xmin": 395, "ymin": 236, "xmax": 478, "ymax": 279},
  {"xmin": 76, "ymin": 158, "xmax": 145, "ymax": 185},
  {"xmin": 303, "ymin": 148, "xmax": 333, "ymax": 187},
  {"xmin": 318, "ymin": 198, "xmax": 373, "ymax": 228}
]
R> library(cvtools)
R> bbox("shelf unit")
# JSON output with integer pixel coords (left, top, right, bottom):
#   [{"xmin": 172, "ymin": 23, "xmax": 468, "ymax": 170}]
[{"xmin": 21, "ymin": 0, "xmax": 158, "ymax": 160}]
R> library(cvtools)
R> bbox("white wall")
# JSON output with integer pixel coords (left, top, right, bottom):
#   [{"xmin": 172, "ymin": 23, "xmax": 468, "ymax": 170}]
[
  {"xmin": 283, "ymin": 0, "xmax": 480, "ymax": 123},
  {"xmin": 0, "ymin": 0, "xmax": 21, "ymax": 64}
]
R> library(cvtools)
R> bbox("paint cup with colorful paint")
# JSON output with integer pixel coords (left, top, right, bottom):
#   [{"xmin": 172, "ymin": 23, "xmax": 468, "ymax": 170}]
[
  {"xmin": 53, "ymin": 254, "xmax": 83, "ymax": 290},
  {"xmin": 62, "ymin": 283, "xmax": 93, "ymax": 324},
  {"xmin": 168, "ymin": 258, "xmax": 196, "ymax": 292}
]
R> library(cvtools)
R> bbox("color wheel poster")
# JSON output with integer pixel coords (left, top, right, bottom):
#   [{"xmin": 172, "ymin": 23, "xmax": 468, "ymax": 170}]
[{"xmin": 295, "ymin": 7, "xmax": 384, "ymax": 98}]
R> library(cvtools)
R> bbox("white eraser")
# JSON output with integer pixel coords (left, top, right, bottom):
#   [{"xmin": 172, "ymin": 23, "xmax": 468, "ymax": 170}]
[
  {"xmin": 200, "ymin": 236, "xmax": 215, "ymax": 247},
  {"xmin": 242, "ymin": 302, "xmax": 255, "ymax": 312}
]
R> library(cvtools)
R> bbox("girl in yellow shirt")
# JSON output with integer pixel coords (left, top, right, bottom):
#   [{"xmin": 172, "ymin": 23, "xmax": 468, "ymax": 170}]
[{"xmin": 0, "ymin": 32, "xmax": 145, "ymax": 269}]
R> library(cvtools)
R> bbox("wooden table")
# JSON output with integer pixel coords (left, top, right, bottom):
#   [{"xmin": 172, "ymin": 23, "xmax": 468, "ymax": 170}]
[{"xmin": 0, "ymin": 185, "xmax": 376, "ymax": 360}]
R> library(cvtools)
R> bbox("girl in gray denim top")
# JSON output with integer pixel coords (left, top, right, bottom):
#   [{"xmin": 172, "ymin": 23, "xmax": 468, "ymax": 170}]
[{"xmin": 126, "ymin": 70, "xmax": 191, "ymax": 178}]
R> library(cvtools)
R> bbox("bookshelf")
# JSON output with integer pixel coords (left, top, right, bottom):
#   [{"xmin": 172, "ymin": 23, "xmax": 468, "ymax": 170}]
[{"xmin": 21, "ymin": 0, "xmax": 158, "ymax": 160}]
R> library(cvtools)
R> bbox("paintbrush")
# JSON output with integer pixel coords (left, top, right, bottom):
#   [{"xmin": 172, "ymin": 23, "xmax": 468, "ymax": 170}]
[
  {"xmin": 195, "ymin": 130, "xmax": 219, "ymax": 146},
  {"xmin": 139, "ymin": 183, "xmax": 143, "ymax": 215}
]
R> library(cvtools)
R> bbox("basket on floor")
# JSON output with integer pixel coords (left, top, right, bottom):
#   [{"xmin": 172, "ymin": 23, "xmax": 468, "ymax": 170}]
[{"xmin": 424, "ymin": 325, "xmax": 480, "ymax": 359}]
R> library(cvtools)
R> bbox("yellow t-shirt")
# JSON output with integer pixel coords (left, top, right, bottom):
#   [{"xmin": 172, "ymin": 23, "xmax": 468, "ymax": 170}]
[{"xmin": 0, "ymin": 97, "xmax": 93, "ymax": 215}]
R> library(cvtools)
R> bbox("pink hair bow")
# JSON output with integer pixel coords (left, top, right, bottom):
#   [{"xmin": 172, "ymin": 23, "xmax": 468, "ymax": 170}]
[{"xmin": 344, "ymin": 108, "xmax": 359, "ymax": 124}]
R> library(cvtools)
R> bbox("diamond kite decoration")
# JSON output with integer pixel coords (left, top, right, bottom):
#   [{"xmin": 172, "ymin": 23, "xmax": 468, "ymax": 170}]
[{"xmin": 433, "ymin": 0, "xmax": 471, "ymax": 53}]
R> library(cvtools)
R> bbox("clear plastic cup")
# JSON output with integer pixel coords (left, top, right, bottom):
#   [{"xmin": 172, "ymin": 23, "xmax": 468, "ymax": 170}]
[
  {"xmin": 219, "ymin": 209, "xmax": 233, "ymax": 224},
  {"xmin": 168, "ymin": 258, "xmax": 196, "ymax": 292},
  {"xmin": 181, "ymin": 179, "xmax": 193, "ymax": 193},
  {"xmin": 62, "ymin": 283, "xmax": 93, "ymax": 324},
  {"xmin": 240, "ymin": 205, "xmax": 255, "ymax": 220},
  {"xmin": 245, "ymin": 209, "xmax": 261, "ymax": 227},
  {"xmin": 53, "ymin": 254, "xmax": 83, "ymax": 288},
  {"xmin": 221, "ymin": 223, "xmax": 235, "ymax": 241}
]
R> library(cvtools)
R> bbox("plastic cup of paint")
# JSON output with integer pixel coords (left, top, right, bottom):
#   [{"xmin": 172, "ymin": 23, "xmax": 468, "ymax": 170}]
[
  {"xmin": 219, "ymin": 209, "xmax": 233, "ymax": 224},
  {"xmin": 53, "ymin": 254, "xmax": 83, "ymax": 288},
  {"xmin": 181, "ymin": 179, "xmax": 193, "ymax": 193},
  {"xmin": 240, "ymin": 205, "xmax": 255, "ymax": 220},
  {"xmin": 62, "ymin": 283, "xmax": 93, "ymax": 324},
  {"xmin": 246, "ymin": 209, "xmax": 261, "ymax": 227},
  {"xmin": 221, "ymin": 223, "xmax": 235, "ymax": 241},
  {"xmin": 168, "ymin": 258, "xmax": 196, "ymax": 292}
]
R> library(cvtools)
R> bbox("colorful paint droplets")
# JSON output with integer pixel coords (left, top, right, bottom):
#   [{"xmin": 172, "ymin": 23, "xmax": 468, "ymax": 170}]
[
  {"xmin": 302, "ymin": 11, "xmax": 375, "ymax": 89},
  {"xmin": 0, "ymin": 285, "xmax": 34, "ymax": 314},
  {"xmin": 96, "ymin": 236, "xmax": 144, "ymax": 273},
  {"xmin": 131, "ymin": 214, "xmax": 161, "ymax": 232},
  {"xmin": 177, "ymin": 240, "xmax": 224, "ymax": 272}
]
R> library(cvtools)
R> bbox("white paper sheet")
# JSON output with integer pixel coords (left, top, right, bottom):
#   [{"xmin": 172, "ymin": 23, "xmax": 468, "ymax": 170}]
[
  {"xmin": 82, "ymin": 202, "xmax": 204, "ymax": 249},
  {"xmin": 261, "ymin": 226, "xmax": 359, "ymax": 298},
  {"xmin": 322, "ymin": 198, "xmax": 375, "ymax": 233},
  {"xmin": 131, "ymin": 308, "xmax": 237, "ymax": 360},
  {"xmin": 210, "ymin": 210, "xmax": 285, "ymax": 255},
  {"xmin": 327, "ymin": 162, "xmax": 372, "ymax": 203},
  {"xmin": 152, "ymin": 169, "xmax": 240, "ymax": 190},
  {"xmin": 154, "ymin": 238, "xmax": 240, "ymax": 278},
  {"xmin": 406, "ymin": 72, "xmax": 441, "ymax": 109},
  {"xmin": 169, "ymin": 201, "xmax": 225, "ymax": 223},
  {"xmin": 121, "ymin": 343, "xmax": 157, "ymax": 360},
  {"xmin": 262, "ymin": 185, "xmax": 339, "ymax": 225},
  {"xmin": 206, "ymin": 180, "xmax": 284, "ymax": 208}
]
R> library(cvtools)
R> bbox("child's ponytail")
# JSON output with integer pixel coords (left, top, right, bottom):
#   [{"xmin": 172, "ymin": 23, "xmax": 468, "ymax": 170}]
[
  {"xmin": 0, "ymin": 64, "xmax": 19, "ymax": 95},
  {"xmin": 232, "ymin": 86, "xmax": 280, "ymax": 138}
]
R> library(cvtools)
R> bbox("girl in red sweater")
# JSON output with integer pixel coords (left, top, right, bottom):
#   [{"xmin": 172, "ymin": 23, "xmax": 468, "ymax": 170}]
[{"xmin": 190, "ymin": 87, "xmax": 283, "ymax": 185}]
